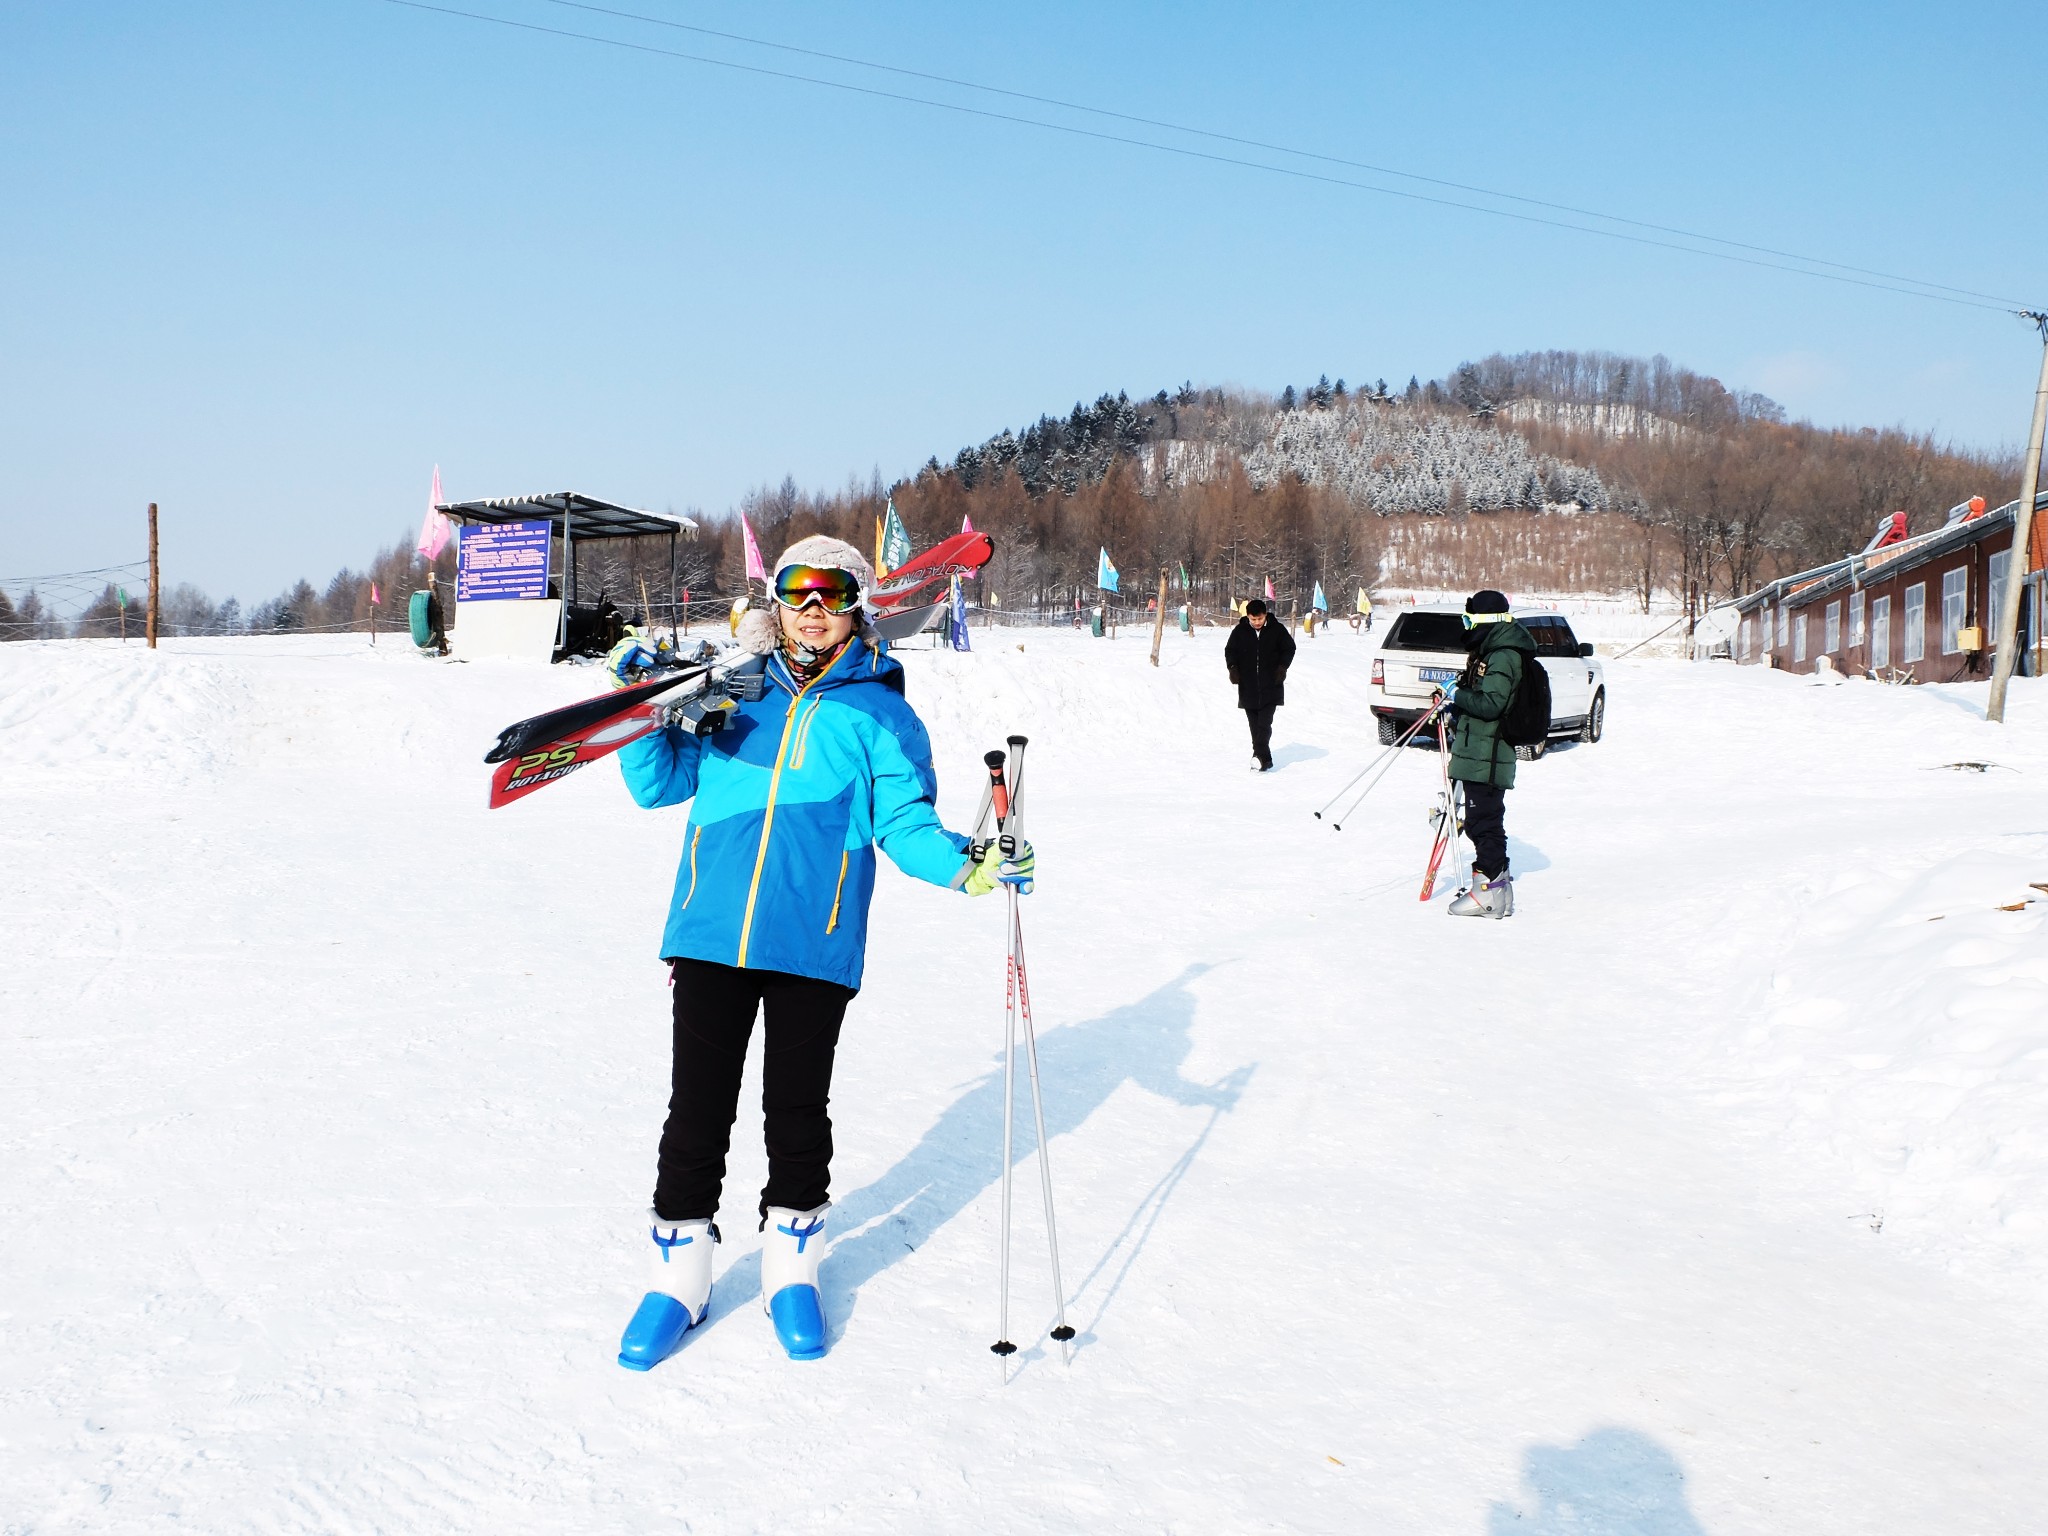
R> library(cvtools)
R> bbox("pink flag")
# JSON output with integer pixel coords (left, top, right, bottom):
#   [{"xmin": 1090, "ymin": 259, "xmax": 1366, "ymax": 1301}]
[
  {"xmin": 1264, "ymin": 575, "xmax": 1275, "ymax": 601},
  {"xmin": 416, "ymin": 465, "xmax": 451, "ymax": 561},
  {"xmin": 370, "ymin": 582, "xmax": 381, "ymax": 605},
  {"xmin": 740, "ymin": 513, "xmax": 768, "ymax": 582},
  {"xmin": 961, "ymin": 513, "xmax": 975, "ymax": 534}
]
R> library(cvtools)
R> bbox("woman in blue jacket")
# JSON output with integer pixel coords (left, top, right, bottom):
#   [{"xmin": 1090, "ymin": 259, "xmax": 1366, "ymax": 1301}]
[{"xmin": 614, "ymin": 535, "xmax": 1026, "ymax": 1370}]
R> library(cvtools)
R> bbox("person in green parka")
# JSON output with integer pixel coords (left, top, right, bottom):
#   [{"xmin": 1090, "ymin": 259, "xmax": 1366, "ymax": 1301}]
[{"xmin": 1432, "ymin": 589, "xmax": 1538, "ymax": 919}]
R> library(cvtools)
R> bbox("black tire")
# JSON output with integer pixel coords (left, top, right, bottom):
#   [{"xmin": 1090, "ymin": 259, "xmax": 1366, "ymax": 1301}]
[
  {"xmin": 1377, "ymin": 716, "xmax": 1399, "ymax": 746},
  {"xmin": 1580, "ymin": 689, "xmax": 1605, "ymax": 744}
]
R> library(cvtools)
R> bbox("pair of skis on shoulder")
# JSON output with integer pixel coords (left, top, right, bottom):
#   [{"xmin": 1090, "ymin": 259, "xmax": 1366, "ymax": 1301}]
[{"xmin": 480, "ymin": 649, "xmax": 762, "ymax": 809}]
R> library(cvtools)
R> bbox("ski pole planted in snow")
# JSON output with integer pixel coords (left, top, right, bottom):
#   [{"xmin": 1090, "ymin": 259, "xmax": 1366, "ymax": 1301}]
[{"xmin": 978, "ymin": 737, "xmax": 1072, "ymax": 1361}]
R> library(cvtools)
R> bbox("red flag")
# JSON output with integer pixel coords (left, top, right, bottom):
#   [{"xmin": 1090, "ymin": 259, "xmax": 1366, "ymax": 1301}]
[{"xmin": 740, "ymin": 514, "xmax": 768, "ymax": 582}]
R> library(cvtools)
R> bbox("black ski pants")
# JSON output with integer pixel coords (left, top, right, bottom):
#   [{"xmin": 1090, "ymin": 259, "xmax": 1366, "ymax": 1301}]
[
  {"xmin": 1460, "ymin": 780, "xmax": 1509, "ymax": 879},
  {"xmin": 1243, "ymin": 704, "xmax": 1277, "ymax": 767},
  {"xmin": 653, "ymin": 959, "xmax": 854, "ymax": 1225}
]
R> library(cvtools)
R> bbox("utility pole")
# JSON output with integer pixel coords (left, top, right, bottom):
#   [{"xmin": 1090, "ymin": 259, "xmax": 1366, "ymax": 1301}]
[
  {"xmin": 1987, "ymin": 311, "xmax": 2048, "ymax": 723},
  {"xmin": 146, "ymin": 503, "xmax": 160, "ymax": 649}
]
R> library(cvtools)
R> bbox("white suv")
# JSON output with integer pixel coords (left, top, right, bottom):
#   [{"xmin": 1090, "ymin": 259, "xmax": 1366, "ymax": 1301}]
[{"xmin": 1367, "ymin": 607, "xmax": 1607, "ymax": 757}]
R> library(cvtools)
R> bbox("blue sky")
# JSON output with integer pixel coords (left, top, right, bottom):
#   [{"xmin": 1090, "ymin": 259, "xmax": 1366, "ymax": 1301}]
[{"xmin": 3, "ymin": 1, "xmax": 2043, "ymax": 606}]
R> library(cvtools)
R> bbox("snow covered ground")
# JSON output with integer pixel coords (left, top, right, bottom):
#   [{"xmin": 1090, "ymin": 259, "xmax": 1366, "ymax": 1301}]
[{"xmin": 4, "ymin": 627, "xmax": 2046, "ymax": 1534}]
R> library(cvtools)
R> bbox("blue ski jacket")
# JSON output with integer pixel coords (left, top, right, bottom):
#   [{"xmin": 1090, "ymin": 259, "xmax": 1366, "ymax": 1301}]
[{"xmin": 618, "ymin": 637, "xmax": 971, "ymax": 991}]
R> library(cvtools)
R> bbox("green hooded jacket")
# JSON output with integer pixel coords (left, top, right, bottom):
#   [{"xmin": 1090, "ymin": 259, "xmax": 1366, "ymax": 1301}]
[{"xmin": 1447, "ymin": 618, "xmax": 1538, "ymax": 789}]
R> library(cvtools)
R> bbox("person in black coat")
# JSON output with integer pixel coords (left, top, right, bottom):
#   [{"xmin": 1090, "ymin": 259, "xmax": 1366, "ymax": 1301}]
[{"xmin": 1224, "ymin": 599, "xmax": 1297, "ymax": 770}]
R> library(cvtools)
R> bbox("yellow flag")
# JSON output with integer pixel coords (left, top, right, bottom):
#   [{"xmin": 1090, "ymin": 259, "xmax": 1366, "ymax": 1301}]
[
  {"xmin": 875, "ymin": 516, "xmax": 887, "ymax": 580},
  {"xmin": 1356, "ymin": 587, "xmax": 1372, "ymax": 615}
]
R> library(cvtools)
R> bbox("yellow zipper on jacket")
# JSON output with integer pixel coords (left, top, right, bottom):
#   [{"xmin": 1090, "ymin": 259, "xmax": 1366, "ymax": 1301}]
[
  {"xmin": 679, "ymin": 826, "xmax": 702, "ymax": 908},
  {"xmin": 735, "ymin": 656, "xmax": 842, "ymax": 968},
  {"xmin": 825, "ymin": 849, "xmax": 849, "ymax": 935}
]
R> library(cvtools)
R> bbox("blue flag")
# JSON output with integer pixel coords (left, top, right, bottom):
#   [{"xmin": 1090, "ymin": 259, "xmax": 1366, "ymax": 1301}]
[
  {"xmin": 1097, "ymin": 547, "xmax": 1120, "ymax": 594},
  {"xmin": 948, "ymin": 574, "xmax": 971, "ymax": 651},
  {"xmin": 1312, "ymin": 581, "xmax": 1328, "ymax": 612}
]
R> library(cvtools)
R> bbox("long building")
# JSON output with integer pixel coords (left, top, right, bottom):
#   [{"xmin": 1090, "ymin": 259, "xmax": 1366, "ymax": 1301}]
[{"xmin": 1723, "ymin": 491, "xmax": 2047, "ymax": 681}]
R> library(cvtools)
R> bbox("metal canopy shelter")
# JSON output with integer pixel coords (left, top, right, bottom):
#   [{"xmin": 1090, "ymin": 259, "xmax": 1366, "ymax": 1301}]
[{"xmin": 436, "ymin": 492, "xmax": 698, "ymax": 653}]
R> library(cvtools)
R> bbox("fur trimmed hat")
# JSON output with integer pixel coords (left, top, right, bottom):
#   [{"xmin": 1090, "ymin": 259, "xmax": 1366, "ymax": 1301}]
[
  {"xmin": 774, "ymin": 534, "xmax": 874, "ymax": 594},
  {"xmin": 733, "ymin": 533, "xmax": 883, "ymax": 656}
]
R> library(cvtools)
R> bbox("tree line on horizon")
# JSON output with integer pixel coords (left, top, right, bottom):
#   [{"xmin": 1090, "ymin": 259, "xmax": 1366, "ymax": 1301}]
[{"xmin": 1, "ymin": 349, "xmax": 2018, "ymax": 639}]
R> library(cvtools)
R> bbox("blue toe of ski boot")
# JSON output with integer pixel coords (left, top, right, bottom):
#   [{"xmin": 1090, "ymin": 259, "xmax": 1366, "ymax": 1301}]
[
  {"xmin": 618, "ymin": 1291, "xmax": 694, "ymax": 1371},
  {"xmin": 768, "ymin": 1284, "xmax": 828, "ymax": 1361}
]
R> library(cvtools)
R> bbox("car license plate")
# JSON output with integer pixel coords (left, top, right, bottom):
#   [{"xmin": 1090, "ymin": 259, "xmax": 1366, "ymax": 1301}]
[{"xmin": 1417, "ymin": 667, "xmax": 1457, "ymax": 683}]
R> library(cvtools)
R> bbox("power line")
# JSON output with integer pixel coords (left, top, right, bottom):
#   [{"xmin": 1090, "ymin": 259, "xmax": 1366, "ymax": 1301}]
[
  {"xmin": 380, "ymin": 0, "xmax": 2030, "ymax": 314},
  {"xmin": 542, "ymin": 0, "xmax": 2026, "ymax": 311}
]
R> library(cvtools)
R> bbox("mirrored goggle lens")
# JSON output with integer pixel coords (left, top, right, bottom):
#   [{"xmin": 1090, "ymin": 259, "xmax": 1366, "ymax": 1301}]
[{"xmin": 774, "ymin": 567, "xmax": 862, "ymax": 613}]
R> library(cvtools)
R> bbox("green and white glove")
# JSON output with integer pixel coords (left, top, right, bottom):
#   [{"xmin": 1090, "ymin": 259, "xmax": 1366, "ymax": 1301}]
[{"xmin": 960, "ymin": 839, "xmax": 1035, "ymax": 896}]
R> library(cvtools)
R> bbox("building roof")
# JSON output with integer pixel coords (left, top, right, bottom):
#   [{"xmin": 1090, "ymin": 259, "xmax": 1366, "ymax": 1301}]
[
  {"xmin": 435, "ymin": 492, "xmax": 696, "ymax": 541},
  {"xmin": 1725, "ymin": 489, "xmax": 2046, "ymax": 615}
]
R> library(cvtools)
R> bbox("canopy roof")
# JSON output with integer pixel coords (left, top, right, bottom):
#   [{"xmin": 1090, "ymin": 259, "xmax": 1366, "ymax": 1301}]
[{"xmin": 436, "ymin": 492, "xmax": 695, "ymax": 542}]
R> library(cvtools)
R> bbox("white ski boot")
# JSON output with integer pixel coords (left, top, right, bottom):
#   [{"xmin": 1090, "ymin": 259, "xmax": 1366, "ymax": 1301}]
[
  {"xmin": 1448, "ymin": 867, "xmax": 1514, "ymax": 919},
  {"xmin": 761, "ymin": 1203, "xmax": 829, "ymax": 1361},
  {"xmin": 617, "ymin": 1210, "xmax": 717, "ymax": 1371}
]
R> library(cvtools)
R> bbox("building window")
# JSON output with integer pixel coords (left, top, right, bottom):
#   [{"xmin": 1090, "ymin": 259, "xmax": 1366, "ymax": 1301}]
[
  {"xmin": 1825, "ymin": 601, "xmax": 1841, "ymax": 654},
  {"xmin": 1989, "ymin": 550, "xmax": 2011, "ymax": 637},
  {"xmin": 1739, "ymin": 617, "xmax": 1752, "ymax": 657},
  {"xmin": 1777, "ymin": 606, "xmax": 1789, "ymax": 648},
  {"xmin": 1904, "ymin": 583, "xmax": 1926, "ymax": 663},
  {"xmin": 1850, "ymin": 590, "xmax": 1866, "ymax": 648},
  {"xmin": 1941, "ymin": 568, "xmax": 1967, "ymax": 655},
  {"xmin": 1872, "ymin": 595, "xmax": 1891, "ymax": 669},
  {"xmin": 1794, "ymin": 613, "xmax": 1808, "ymax": 663}
]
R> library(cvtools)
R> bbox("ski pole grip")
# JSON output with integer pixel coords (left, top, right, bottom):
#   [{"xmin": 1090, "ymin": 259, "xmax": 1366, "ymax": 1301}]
[{"xmin": 983, "ymin": 750, "xmax": 1010, "ymax": 826}]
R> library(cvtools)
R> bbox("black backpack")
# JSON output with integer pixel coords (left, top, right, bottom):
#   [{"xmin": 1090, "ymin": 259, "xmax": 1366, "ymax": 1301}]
[{"xmin": 1498, "ymin": 649, "xmax": 1552, "ymax": 747}]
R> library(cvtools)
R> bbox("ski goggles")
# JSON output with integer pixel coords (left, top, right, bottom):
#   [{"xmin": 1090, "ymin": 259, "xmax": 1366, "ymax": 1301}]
[
  {"xmin": 1461, "ymin": 611, "xmax": 1511, "ymax": 629},
  {"xmin": 773, "ymin": 565, "xmax": 864, "ymax": 614}
]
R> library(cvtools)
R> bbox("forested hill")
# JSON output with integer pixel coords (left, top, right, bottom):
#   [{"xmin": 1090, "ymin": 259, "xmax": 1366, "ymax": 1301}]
[{"xmin": 1, "ymin": 350, "xmax": 2017, "ymax": 640}]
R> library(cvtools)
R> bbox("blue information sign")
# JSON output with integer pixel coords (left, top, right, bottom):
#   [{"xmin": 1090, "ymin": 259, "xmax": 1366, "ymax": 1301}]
[{"xmin": 457, "ymin": 520, "xmax": 552, "ymax": 602}]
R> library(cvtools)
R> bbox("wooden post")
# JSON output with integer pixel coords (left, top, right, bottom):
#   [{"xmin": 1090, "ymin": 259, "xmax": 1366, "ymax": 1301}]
[
  {"xmin": 638, "ymin": 575, "xmax": 654, "ymax": 634},
  {"xmin": 1988, "ymin": 312, "xmax": 2048, "ymax": 723},
  {"xmin": 1148, "ymin": 567, "xmax": 1169, "ymax": 667},
  {"xmin": 147, "ymin": 503, "xmax": 159, "ymax": 649}
]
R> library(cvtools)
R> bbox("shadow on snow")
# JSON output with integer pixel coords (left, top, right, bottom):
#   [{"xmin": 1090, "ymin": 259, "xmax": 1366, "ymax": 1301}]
[
  {"xmin": 1488, "ymin": 1428, "xmax": 1708, "ymax": 1535},
  {"xmin": 697, "ymin": 962, "xmax": 1252, "ymax": 1357}
]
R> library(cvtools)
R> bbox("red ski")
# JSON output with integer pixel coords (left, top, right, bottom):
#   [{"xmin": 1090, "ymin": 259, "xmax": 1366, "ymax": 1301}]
[
  {"xmin": 1418, "ymin": 711, "xmax": 1457, "ymax": 901},
  {"xmin": 483, "ymin": 664, "xmax": 712, "ymax": 809},
  {"xmin": 870, "ymin": 531, "xmax": 994, "ymax": 610}
]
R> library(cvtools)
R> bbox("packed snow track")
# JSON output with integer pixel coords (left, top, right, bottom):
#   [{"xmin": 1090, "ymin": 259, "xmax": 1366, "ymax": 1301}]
[{"xmin": 3, "ymin": 631, "xmax": 2045, "ymax": 1534}]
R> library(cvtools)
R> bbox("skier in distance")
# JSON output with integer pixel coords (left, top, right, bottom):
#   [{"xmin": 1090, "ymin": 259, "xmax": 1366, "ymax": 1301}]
[
  {"xmin": 1225, "ymin": 598, "xmax": 1296, "ymax": 772},
  {"xmin": 1433, "ymin": 589, "xmax": 1537, "ymax": 918},
  {"xmin": 605, "ymin": 534, "xmax": 1033, "ymax": 1370}
]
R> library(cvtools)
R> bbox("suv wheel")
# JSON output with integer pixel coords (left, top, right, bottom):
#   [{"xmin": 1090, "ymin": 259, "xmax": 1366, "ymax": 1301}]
[
  {"xmin": 1580, "ymin": 689, "xmax": 1605, "ymax": 744},
  {"xmin": 1377, "ymin": 716, "xmax": 1399, "ymax": 746}
]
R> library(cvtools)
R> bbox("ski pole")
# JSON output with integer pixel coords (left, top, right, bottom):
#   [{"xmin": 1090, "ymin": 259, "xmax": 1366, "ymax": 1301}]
[
  {"xmin": 1003, "ymin": 736, "xmax": 1069, "ymax": 1350},
  {"xmin": 1009, "ymin": 888, "xmax": 1075, "ymax": 1356},
  {"xmin": 1327, "ymin": 702, "xmax": 1445, "ymax": 831},
  {"xmin": 1314, "ymin": 702, "xmax": 1442, "ymax": 822},
  {"xmin": 981, "ymin": 747, "xmax": 1020, "ymax": 1359}
]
